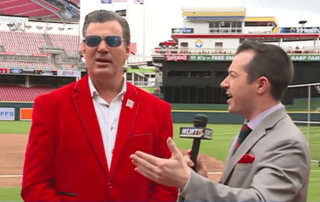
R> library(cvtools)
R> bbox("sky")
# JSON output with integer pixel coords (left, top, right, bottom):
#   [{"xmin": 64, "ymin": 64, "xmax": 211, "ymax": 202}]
[{"xmin": 80, "ymin": 0, "xmax": 320, "ymax": 57}]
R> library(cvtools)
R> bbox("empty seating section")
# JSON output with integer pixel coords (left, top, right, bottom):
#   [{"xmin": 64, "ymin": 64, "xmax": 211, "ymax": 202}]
[
  {"xmin": 0, "ymin": 31, "xmax": 47, "ymax": 54},
  {"xmin": 38, "ymin": 0, "xmax": 60, "ymax": 12},
  {"xmin": 48, "ymin": 34, "xmax": 79, "ymax": 56},
  {"xmin": 0, "ymin": 31, "xmax": 79, "ymax": 56},
  {"xmin": 0, "ymin": 61, "xmax": 55, "ymax": 69},
  {"xmin": 69, "ymin": 0, "xmax": 80, "ymax": 6},
  {"xmin": 61, "ymin": 64, "xmax": 77, "ymax": 69},
  {"xmin": 0, "ymin": 0, "xmax": 59, "ymax": 18},
  {"xmin": 0, "ymin": 85, "xmax": 53, "ymax": 101},
  {"xmin": 0, "ymin": 0, "xmax": 31, "ymax": 10}
]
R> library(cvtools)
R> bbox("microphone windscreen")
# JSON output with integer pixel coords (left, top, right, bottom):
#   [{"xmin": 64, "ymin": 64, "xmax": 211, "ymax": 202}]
[{"xmin": 193, "ymin": 114, "xmax": 208, "ymax": 128}]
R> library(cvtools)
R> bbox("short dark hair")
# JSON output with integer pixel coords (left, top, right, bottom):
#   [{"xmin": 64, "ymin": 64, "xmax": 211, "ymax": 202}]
[
  {"xmin": 82, "ymin": 10, "xmax": 131, "ymax": 47},
  {"xmin": 236, "ymin": 40, "xmax": 294, "ymax": 101}
]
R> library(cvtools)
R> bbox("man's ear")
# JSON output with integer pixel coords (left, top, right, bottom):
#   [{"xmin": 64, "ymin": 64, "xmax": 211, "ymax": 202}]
[
  {"xmin": 125, "ymin": 43, "xmax": 131, "ymax": 59},
  {"xmin": 256, "ymin": 76, "xmax": 269, "ymax": 95},
  {"xmin": 81, "ymin": 41, "xmax": 86, "ymax": 59}
]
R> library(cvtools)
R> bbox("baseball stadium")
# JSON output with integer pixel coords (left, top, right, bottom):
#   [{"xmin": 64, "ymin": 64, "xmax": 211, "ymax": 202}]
[{"xmin": 0, "ymin": 1, "xmax": 319, "ymax": 201}]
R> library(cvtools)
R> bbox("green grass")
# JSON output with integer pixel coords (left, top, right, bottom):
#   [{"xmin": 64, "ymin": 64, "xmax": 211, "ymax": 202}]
[
  {"xmin": 0, "ymin": 121, "xmax": 31, "ymax": 134},
  {"xmin": 0, "ymin": 121, "xmax": 319, "ymax": 201},
  {"xmin": 0, "ymin": 188, "xmax": 21, "ymax": 201}
]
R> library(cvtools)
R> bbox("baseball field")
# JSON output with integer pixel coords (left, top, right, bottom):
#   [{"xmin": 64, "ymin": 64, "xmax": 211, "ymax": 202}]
[{"xmin": 0, "ymin": 121, "xmax": 319, "ymax": 201}]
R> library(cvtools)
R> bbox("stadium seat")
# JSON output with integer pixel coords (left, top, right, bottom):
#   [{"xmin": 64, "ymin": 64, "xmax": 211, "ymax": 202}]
[
  {"xmin": 0, "ymin": 31, "xmax": 47, "ymax": 54},
  {"xmin": 0, "ymin": 85, "xmax": 54, "ymax": 101},
  {"xmin": 0, "ymin": 61, "xmax": 55, "ymax": 69},
  {"xmin": 0, "ymin": 0, "xmax": 60, "ymax": 18},
  {"xmin": 48, "ymin": 34, "xmax": 79, "ymax": 56}
]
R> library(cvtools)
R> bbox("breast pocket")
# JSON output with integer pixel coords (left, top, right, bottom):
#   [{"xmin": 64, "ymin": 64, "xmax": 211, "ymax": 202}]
[
  {"xmin": 57, "ymin": 192, "xmax": 77, "ymax": 202},
  {"xmin": 234, "ymin": 163, "xmax": 253, "ymax": 171},
  {"xmin": 127, "ymin": 132, "xmax": 154, "ymax": 154},
  {"xmin": 130, "ymin": 132, "xmax": 152, "ymax": 138},
  {"xmin": 227, "ymin": 164, "xmax": 253, "ymax": 187}
]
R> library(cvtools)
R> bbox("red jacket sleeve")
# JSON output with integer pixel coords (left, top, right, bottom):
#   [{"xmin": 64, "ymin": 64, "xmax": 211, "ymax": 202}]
[
  {"xmin": 148, "ymin": 103, "xmax": 178, "ymax": 201},
  {"xmin": 21, "ymin": 95, "xmax": 61, "ymax": 201}
]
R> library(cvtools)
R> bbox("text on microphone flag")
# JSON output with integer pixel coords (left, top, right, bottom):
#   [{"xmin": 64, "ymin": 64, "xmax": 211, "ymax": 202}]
[{"xmin": 179, "ymin": 127, "xmax": 212, "ymax": 140}]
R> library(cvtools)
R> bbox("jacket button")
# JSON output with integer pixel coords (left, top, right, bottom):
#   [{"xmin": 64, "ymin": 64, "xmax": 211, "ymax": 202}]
[{"xmin": 107, "ymin": 182, "xmax": 112, "ymax": 188}]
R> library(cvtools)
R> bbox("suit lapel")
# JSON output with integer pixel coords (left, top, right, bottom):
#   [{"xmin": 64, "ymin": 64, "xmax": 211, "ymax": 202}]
[
  {"xmin": 220, "ymin": 106, "xmax": 287, "ymax": 184},
  {"xmin": 108, "ymin": 83, "xmax": 139, "ymax": 182},
  {"xmin": 72, "ymin": 74, "xmax": 109, "ymax": 177},
  {"xmin": 219, "ymin": 136, "xmax": 237, "ymax": 183},
  {"xmin": 220, "ymin": 125, "xmax": 266, "ymax": 184}
]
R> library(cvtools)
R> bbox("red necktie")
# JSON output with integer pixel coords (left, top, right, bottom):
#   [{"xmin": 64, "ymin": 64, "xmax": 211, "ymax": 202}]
[{"xmin": 233, "ymin": 124, "xmax": 252, "ymax": 153}]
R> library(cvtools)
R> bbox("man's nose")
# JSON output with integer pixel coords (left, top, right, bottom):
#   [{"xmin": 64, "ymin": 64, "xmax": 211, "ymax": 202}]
[
  {"xmin": 97, "ymin": 39, "xmax": 109, "ymax": 53},
  {"xmin": 220, "ymin": 77, "xmax": 229, "ymax": 89}
]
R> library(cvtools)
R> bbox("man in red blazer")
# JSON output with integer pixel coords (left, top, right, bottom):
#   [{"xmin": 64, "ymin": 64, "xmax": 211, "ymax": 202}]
[{"xmin": 21, "ymin": 10, "xmax": 178, "ymax": 201}]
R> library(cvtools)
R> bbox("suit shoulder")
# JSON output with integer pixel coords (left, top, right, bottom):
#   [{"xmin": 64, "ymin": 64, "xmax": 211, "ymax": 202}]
[{"xmin": 273, "ymin": 115, "xmax": 307, "ymax": 145}]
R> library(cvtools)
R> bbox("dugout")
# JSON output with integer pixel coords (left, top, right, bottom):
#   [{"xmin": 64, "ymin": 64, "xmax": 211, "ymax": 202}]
[{"xmin": 161, "ymin": 60, "xmax": 320, "ymax": 104}]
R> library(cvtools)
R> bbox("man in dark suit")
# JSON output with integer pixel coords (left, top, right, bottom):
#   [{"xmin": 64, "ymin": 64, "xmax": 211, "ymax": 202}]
[
  {"xmin": 21, "ymin": 10, "xmax": 177, "ymax": 201},
  {"xmin": 130, "ymin": 41, "xmax": 310, "ymax": 202}
]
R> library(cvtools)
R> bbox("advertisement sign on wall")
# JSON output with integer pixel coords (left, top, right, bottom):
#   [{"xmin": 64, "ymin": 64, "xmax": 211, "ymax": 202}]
[
  {"xmin": 22, "ymin": 69, "xmax": 35, "ymax": 74},
  {"xmin": 289, "ymin": 55, "xmax": 320, "ymax": 61},
  {"xmin": 34, "ymin": 70, "xmax": 57, "ymax": 76},
  {"xmin": 57, "ymin": 70, "xmax": 80, "ymax": 77},
  {"xmin": 0, "ymin": 68, "xmax": 9, "ymax": 73},
  {"xmin": 164, "ymin": 55, "xmax": 188, "ymax": 61},
  {"xmin": 0, "ymin": 108, "xmax": 15, "ymax": 120},
  {"xmin": 10, "ymin": 68, "xmax": 22, "ymax": 74},
  {"xmin": 188, "ymin": 55, "xmax": 234, "ymax": 61},
  {"xmin": 171, "ymin": 28, "xmax": 194, "ymax": 34},
  {"xmin": 20, "ymin": 108, "xmax": 33, "ymax": 121}
]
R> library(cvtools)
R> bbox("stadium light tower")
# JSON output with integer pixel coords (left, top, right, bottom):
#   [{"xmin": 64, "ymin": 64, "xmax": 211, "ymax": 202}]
[{"xmin": 299, "ymin": 20, "xmax": 307, "ymax": 28}]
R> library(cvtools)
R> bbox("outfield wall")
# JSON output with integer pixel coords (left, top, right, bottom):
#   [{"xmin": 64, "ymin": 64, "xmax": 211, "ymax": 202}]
[{"xmin": 1, "ymin": 102, "xmax": 319, "ymax": 124}]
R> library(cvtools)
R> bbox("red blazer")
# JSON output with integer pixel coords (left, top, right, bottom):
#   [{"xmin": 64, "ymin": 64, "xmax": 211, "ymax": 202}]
[{"xmin": 21, "ymin": 74, "xmax": 178, "ymax": 201}]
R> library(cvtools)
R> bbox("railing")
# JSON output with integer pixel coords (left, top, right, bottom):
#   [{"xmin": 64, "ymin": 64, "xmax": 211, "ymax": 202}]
[
  {"xmin": 0, "ymin": 55, "xmax": 53, "ymax": 63},
  {"xmin": 172, "ymin": 27, "xmax": 320, "ymax": 35},
  {"xmin": 0, "ymin": 54, "xmax": 81, "ymax": 66},
  {"xmin": 127, "ymin": 55, "xmax": 153, "ymax": 63},
  {"xmin": 0, "ymin": 64, "xmax": 78, "ymax": 70},
  {"xmin": 127, "ymin": 80, "xmax": 162, "ymax": 88},
  {"xmin": 151, "ymin": 46, "xmax": 320, "ymax": 55}
]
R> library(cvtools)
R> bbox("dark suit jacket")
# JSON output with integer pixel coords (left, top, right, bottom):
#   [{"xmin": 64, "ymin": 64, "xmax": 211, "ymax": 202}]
[{"xmin": 21, "ymin": 74, "xmax": 178, "ymax": 201}]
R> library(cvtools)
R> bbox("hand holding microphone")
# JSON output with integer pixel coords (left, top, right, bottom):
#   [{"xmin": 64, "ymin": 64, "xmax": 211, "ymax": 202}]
[
  {"xmin": 179, "ymin": 114, "xmax": 212, "ymax": 172},
  {"xmin": 184, "ymin": 149, "xmax": 208, "ymax": 178}
]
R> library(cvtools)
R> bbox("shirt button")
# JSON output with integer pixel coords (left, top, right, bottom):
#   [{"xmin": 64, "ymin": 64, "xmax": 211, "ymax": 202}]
[{"xmin": 110, "ymin": 126, "xmax": 114, "ymax": 130}]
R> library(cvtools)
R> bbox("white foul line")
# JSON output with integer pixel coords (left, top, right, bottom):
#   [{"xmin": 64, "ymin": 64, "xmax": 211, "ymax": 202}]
[{"xmin": 0, "ymin": 175, "xmax": 22, "ymax": 178}]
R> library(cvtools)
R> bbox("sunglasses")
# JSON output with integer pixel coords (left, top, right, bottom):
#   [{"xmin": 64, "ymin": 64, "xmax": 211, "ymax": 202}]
[{"xmin": 84, "ymin": 35, "xmax": 124, "ymax": 47}]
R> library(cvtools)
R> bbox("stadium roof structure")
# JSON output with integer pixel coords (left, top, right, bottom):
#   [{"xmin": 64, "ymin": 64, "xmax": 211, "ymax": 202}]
[
  {"xmin": 181, "ymin": 6, "xmax": 247, "ymax": 21},
  {"xmin": 181, "ymin": 6, "xmax": 247, "ymax": 13}
]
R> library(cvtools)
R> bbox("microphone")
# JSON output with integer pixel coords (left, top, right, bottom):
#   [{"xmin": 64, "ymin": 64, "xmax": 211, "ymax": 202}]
[{"xmin": 179, "ymin": 114, "xmax": 212, "ymax": 171}]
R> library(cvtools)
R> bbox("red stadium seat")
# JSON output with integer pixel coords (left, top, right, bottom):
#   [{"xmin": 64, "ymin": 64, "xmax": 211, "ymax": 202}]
[{"xmin": 0, "ymin": 85, "xmax": 54, "ymax": 101}]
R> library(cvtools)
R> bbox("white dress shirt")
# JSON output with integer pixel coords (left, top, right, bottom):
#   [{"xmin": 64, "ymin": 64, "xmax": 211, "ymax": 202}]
[
  {"xmin": 88, "ymin": 76, "xmax": 126, "ymax": 170},
  {"xmin": 181, "ymin": 102, "xmax": 284, "ymax": 193}
]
